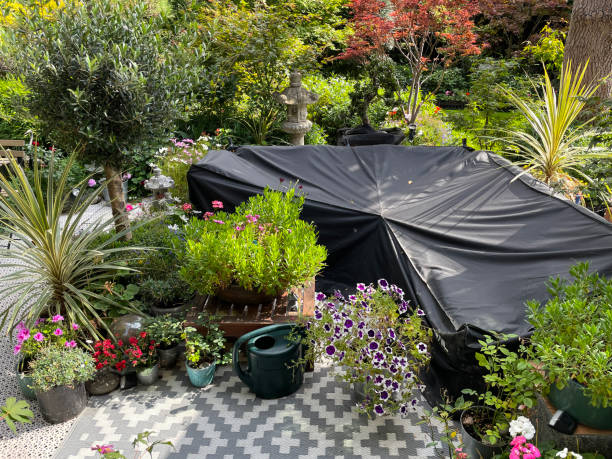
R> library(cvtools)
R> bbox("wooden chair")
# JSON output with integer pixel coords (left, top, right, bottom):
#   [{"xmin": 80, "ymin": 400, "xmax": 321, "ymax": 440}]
[{"xmin": 0, "ymin": 139, "xmax": 26, "ymax": 249}]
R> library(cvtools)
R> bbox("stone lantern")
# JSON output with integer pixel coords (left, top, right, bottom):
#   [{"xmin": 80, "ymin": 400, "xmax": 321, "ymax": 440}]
[
  {"xmin": 144, "ymin": 166, "xmax": 174, "ymax": 210},
  {"xmin": 274, "ymin": 72, "xmax": 319, "ymax": 145}
]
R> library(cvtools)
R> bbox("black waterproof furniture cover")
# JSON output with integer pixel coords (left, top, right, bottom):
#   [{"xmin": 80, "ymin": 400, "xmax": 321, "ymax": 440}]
[{"xmin": 187, "ymin": 145, "xmax": 612, "ymax": 388}]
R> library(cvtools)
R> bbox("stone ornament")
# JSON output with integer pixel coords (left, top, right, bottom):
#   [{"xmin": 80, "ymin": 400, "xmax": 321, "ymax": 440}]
[{"xmin": 274, "ymin": 72, "xmax": 319, "ymax": 145}]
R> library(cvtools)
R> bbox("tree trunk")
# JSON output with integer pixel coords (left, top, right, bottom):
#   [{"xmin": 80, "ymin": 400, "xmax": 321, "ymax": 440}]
[
  {"xmin": 563, "ymin": 0, "xmax": 612, "ymax": 99},
  {"xmin": 103, "ymin": 163, "xmax": 132, "ymax": 241}
]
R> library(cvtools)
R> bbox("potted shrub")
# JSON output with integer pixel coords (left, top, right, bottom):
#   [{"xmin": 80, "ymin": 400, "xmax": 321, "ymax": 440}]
[
  {"xmin": 30, "ymin": 346, "xmax": 96, "ymax": 423},
  {"xmin": 461, "ymin": 334, "xmax": 545, "ymax": 458},
  {"xmin": 13, "ymin": 316, "xmax": 80, "ymax": 400},
  {"xmin": 182, "ymin": 314, "xmax": 230, "ymax": 387},
  {"xmin": 525, "ymin": 262, "xmax": 612, "ymax": 430},
  {"xmin": 140, "ymin": 276, "xmax": 194, "ymax": 316},
  {"xmin": 299, "ymin": 280, "xmax": 432, "ymax": 417},
  {"xmin": 179, "ymin": 187, "xmax": 327, "ymax": 303},
  {"xmin": 144, "ymin": 314, "xmax": 184, "ymax": 369},
  {"xmin": 123, "ymin": 332, "xmax": 159, "ymax": 386}
]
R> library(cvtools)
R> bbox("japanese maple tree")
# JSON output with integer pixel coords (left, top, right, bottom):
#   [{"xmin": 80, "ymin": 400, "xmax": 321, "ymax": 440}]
[{"xmin": 340, "ymin": 0, "xmax": 481, "ymax": 124}]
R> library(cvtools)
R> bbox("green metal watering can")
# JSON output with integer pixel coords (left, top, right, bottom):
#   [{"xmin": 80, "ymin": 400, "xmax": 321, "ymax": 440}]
[{"xmin": 232, "ymin": 323, "xmax": 304, "ymax": 399}]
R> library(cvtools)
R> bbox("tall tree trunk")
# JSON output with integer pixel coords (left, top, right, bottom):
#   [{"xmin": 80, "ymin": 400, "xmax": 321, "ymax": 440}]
[
  {"xmin": 563, "ymin": 0, "xmax": 612, "ymax": 99},
  {"xmin": 103, "ymin": 163, "xmax": 132, "ymax": 241}
]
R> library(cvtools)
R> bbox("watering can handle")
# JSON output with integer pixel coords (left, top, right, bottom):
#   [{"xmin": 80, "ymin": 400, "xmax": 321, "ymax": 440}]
[{"xmin": 232, "ymin": 323, "xmax": 299, "ymax": 387}]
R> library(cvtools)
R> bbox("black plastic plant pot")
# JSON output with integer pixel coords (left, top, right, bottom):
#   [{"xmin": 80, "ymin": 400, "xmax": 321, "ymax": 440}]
[
  {"xmin": 459, "ymin": 406, "xmax": 506, "ymax": 459},
  {"xmin": 36, "ymin": 383, "xmax": 88, "ymax": 424},
  {"xmin": 158, "ymin": 345, "xmax": 179, "ymax": 369}
]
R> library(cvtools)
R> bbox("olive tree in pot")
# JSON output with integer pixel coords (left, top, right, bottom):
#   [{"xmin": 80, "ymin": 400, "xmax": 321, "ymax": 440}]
[
  {"xmin": 144, "ymin": 314, "xmax": 184, "ymax": 369},
  {"xmin": 526, "ymin": 262, "xmax": 612, "ymax": 430},
  {"xmin": 31, "ymin": 346, "xmax": 96, "ymax": 424},
  {"xmin": 6, "ymin": 0, "xmax": 203, "ymax": 239}
]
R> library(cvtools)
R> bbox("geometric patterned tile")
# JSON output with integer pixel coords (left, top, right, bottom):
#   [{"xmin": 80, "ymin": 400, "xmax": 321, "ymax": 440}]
[{"xmin": 55, "ymin": 365, "xmax": 443, "ymax": 459}]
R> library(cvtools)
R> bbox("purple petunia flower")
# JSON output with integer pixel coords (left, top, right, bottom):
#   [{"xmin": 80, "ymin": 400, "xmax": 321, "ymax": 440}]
[
  {"xmin": 374, "ymin": 375, "xmax": 384, "ymax": 385},
  {"xmin": 391, "ymin": 381, "xmax": 399, "ymax": 391},
  {"xmin": 367, "ymin": 329, "xmax": 375, "ymax": 338},
  {"xmin": 404, "ymin": 372, "xmax": 413, "ymax": 380},
  {"xmin": 324, "ymin": 324, "xmax": 331, "ymax": 332},
  {"xmin": 325, "ymin": 345, "xmax": 336, "ymax": 356},
  {"xmin": 384, "ymin": 378, "xmax": 393, "ymax": 388},
  {"xmin": 411, "ymin": 399, "xmax": 418, "ymax": 407},
  {"xmin": 374, "ymin": 351, "xmax": 385, "ymax": 362},
  {"xmin": 417, "ymin": 309, "xmax": 425, "ymax": 316},
  {"xmin": 52, "ymin": 314, "xmax": 64, "ymax": 323},
  {"xmin": 369, "ymin": 341, "xmax": 379, "ymax": 351},
  {"xmin": 315, "ymin": 292, "xmax": 326, "ymax": 302},
  {"xmin": 338, "ymin": 351, "xmax": 345, "ymax": 362},
  {"xmin": 378, "ymin": 279, "xmax": 389, "ymax": 290},
  {"xmin": 314, "ymin": 310, "xmax": 323, "ymax": 320},
  {"xmin": 398, "ymin": 301, "xmax": 408, "ymax": 313},
  {"xmin": 344, "ymin": 319, "xmax": 353, "ymax": 329},
  {"xmin": 357, "ymin": 321, "xmax": 365, "ymax": 329},
  {"xmin": 389, "ymin": 365, "xmax": 398, "ymax": 374},
  {"xmin": 356, "ymin": 283, "xmax": 366, "ymax": 291},
  {"xmin": 374, "ymin": 404, "xmax": 384, "ymax": 415},
  {"xmin": 380, "ymin": 390, "xmax": 389, "ymax": 400},
  {"xmin": 388, "ymin": 328, "xmax": 396, "ymax": 339},
  {"xmin": 417, "ymin": 342, "xmax": 428, "ymax": 354},
  {"xmin": 400, "ymin": 404, "xmax": 408, "ymax": 415}
]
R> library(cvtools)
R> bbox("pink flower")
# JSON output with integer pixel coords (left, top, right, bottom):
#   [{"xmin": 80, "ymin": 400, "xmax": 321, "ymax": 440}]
[
  {"xmin": 91, "ymin": 445, "xmax": 115, "ymax": 454},
  {"xmin": 16, "ymin": 322, "xmax": 26, "ymax": 332},
  {"xmin": 88, "ymin": 179, "xmax": 97, "ymax": 187},
  {"xmin": 510, "ymin": 436, "xmax": 526, "ymax": 447},
  {"xmin": 52, "ymin": 314, "xmax": 64, "ymax": 323},
  {"xmin": 182, "ymin": 203, "xmax": 193, "ymax": 212},
  {"xmin": 33, "ymin": 332, "xmax": 44, "ymax": 342},
  {"xmin": 212, "ymin": 219, "xmax": 224, "ymax": 224},
  {"xmin": 72, "ymin": 323, "xmax": 79, "ymax": 330},
  {"xmin": 212, "ymin": 200, "xmax": 223, "ymax": 209},
  {"xmin": 17, "ymin": 328, "xmax": 30, "ymax": 342},
  {"xmin": 122, "ymin": 172, "xmax": 131, "ymax": 181},
  {"xmin": 65, "ymin": 340, "xmax": 77, "ymax": 348},
  {"xmin": 235, "ymin": 225, "xmax": 244, "ymax": 231},
  {"xmin": 125, "ymin": 204, "xmax": 134, "ymax": 211},
  {"xmin": 13, "ymin": 344, "xmax": 21, "ymax": 355},
  {"xmin": 258, "ymin": 225, "xmax": 265, "ymax": 232},
  {"xmin": 53, "ymin": 328, "xmax": 63, "ymax": 336}
]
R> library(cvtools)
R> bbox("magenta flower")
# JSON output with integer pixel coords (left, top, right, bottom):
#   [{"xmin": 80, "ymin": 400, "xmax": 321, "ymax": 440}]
[
  {"xmin": 65, "ymin": 340, "xmax": 77, "ymax": 348},
  {"xmin": 88, "ymin": 178, "xmax": 97, "ymax": 187},
  {"xmin": 211, "ymin": 200, "xmax": 223, "ymax": 209},
  {"xmin": 212, "ymin": 219, "xmax": 224, "ymax": 224},
  {"xmin": 33, "ymin": 332, "xmax": 44, "ymax": 342},
  {"xmin": 13, "ymin": 344, "xmax": 21, "ymax": 355},
  {"xmin": 72, "ymin": 323, "xmax": 79, "ymax": 330},
  {"xmin": 16, "ymin": 322, "xmax": 26, "ymax": 332},
  {"xmin": 91, "ymin": 445, "xmax": 115, "ymax": 454},
  {"xmin": 53, "ymin": 328, "xmax": 63, "ymax": 336},
  {"xmin": 52, "ymin": 314, "xmax": 64, "ymax": 323}
]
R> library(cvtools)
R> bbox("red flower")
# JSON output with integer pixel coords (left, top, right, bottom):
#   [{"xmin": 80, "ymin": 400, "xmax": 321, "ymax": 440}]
[
  {"xmin": 117, "ymin": 339, "xmax": 123, "ymax": 347},
  {"xmin": 115, "ymin": 360, "xmax": 126, "ymax": 372},
  {"xmin": 466, "ymin": 92, "xmax": 470, "ymax": 96},
  {"xmin": 279, "ymin": 178, "xmax": 285, "ymax": 183},
  {"xmin": 129, "ymin": 337, "xmax": 138, "ymax": 345},
  {"xmin": 139, "ymin": 331, "xmax": 147, "ymax": 339},
  {"xmin": 32, "ymin": 141, "xmax": 39, "ymax": 146},
  {"xmin": 215, "ymin": 128, "xmax": 221, "ymax": 135},
  {"xmin": 149, "ymin": 345, "xmax": 155, "ymax": 350}
]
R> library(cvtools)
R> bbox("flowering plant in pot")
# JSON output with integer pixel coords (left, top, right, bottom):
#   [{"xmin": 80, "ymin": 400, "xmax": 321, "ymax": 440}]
[
  {"xmin": 525, "ymin": 262, "xmax": 612, "ymax": 429},
  {"xmin": 90, "ymin": 338, "xmax": 126, "ymax": 395},
  {"xmin": 123, "ymin": 332, "xmax": 159, "ymax": 386},
  {"xmin": 30, "ymin": 346, "xmax": 96, "ymax": 424},
  {"xmin": 298, "ymin": 280, "xmax": 432, "ymax": 417},
  {"xmin": 143, "ymin": 314, "xmax": 184, "ymax": 368},
  {"xmin": 14, "ymin": 316, "xmax": 80, "ymax": 399},
  {"xmin": 461, "ymin": 334, "xmax": 545, "ymax": 457},
  {"xmin": 179, "ymin": 187, "xmax": 327, "ymax": 301},
  {"xmin": 182, "ymin": 313, "xmax": 231, "ymax": 387}
]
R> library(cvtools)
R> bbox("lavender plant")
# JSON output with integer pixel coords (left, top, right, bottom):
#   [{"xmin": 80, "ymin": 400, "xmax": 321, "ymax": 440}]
[{"xmin": 298, "ymin": 280, "xmax": 432, "ymax": 416}]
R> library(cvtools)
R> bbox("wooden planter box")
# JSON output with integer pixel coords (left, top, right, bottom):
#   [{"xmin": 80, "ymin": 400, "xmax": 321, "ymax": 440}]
[{"xmin": 185, "ymin": 281, "xmax": 315, "ymax": 339}]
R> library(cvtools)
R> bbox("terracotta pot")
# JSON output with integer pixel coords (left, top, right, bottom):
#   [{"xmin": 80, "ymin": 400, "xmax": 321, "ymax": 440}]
[{"xmin": 216, "ymin": 285, "xmax": 282, "ymax": 305}]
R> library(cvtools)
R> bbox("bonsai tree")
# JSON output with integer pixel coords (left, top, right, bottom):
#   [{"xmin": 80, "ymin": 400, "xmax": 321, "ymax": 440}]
[{"xmin": 5, "ymin": 0, "xmax": 203, "ymax": 238}]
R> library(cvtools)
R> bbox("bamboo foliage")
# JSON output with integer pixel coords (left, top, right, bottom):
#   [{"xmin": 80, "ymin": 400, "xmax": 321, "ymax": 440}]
[
  {"xmin": 0, "ymin": 151, "xmax": 143, "ymax": 339},
  {"xmin": 500, "ymin": 61, "xmax": 611, "ymax": 188}
]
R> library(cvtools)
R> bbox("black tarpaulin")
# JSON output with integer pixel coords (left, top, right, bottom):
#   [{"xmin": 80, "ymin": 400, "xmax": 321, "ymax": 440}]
[{"xmin": 187, "ymin": 144, "xmax": 612, "ymax": 385}]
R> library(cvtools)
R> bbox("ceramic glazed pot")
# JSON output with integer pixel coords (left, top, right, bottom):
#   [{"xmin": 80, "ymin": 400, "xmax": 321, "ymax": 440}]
[
  {"xmin": 158, "ymin": 345, "xmax": 179, "ymax": 369},
  {"xmin": 109, "ymin": 314, "xmax": 146, "ymax": 343},
  {"xmin": 186, "ymin": 361, "xmax": 216, "ymax": 387},
  {"xmin": 36, "ymin": 383, "xmax": 88, "ymax": 424},
  {"xmin": 136, "ymin": 364, "xmax": 159, "ymax": 385},
  {"xmin": 16, "ymin": 365, "xmax": 36, "ymax": 400},
  {"xmin": 85, "ymin": 368, "xmax": 120, "ymax": 396},
  {"xmin": 460, "ymin": 406, "xmax": 506, "ymax": 459},
  {"xmin": 548, "ymin": 379, "xmax": 612, "ymax": 430}
]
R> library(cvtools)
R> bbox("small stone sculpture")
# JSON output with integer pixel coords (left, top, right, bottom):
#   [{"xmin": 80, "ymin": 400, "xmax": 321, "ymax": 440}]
[
  {"xmin": 274, "ymin": 72, "xmax": 319, "ymax": 145},
  {"xmin": 144, "ymin": 166, "xmax": 174, "ymax": 210}
]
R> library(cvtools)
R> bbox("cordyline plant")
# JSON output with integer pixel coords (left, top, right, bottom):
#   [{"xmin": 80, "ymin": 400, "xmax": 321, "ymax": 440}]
[
  {"xmin": 500, "ymin": 61, "xmax": 611, "ymax": 195},
  {"xmin": 340, "ymin": 0, "xmax": 481, "ymax": 124},
  {"xmin": 0, "ymin": 153, "xmax": 145, "ymax": 340},
  {"xmin": 295, "ymin": 281, "xmax": 432, "ymax": 417}
]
